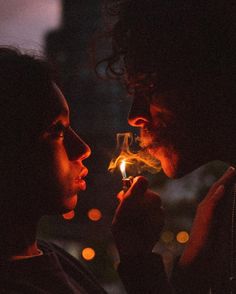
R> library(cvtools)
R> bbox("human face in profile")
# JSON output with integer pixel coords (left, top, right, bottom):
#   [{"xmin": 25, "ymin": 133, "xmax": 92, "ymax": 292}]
[
  {"xmin": 128, "ymin": 90, "xmax": 207, "ymax": 178},
  {"xmin": 33, "ymin": 84, "xmax": 91, "ymax": 214}
]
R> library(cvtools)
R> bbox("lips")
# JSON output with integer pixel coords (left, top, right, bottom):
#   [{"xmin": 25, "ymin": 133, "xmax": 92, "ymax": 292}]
[
  {"xmin": 140, "ymin": 129, "xmax": 158, "ymax": 149},
  {"xmin": 140, "ymin": 124, "xmax": 167, "ymax": 150},
  {"xmin": 74, "ymin": 167, "xmax": 88, "ymax": 191},
  {"xmin": 74, "ymin": 178, "xmax": 86, "ymax": 191}
]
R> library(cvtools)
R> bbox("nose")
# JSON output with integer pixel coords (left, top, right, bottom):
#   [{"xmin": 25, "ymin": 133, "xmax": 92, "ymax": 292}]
[
  {"xmin": 65, "ymin": 127, "xmax": 91, "ymax": 161},
  {"xmin": 128, "ymin": 95, "xmax": 151, "ymax": 127}
]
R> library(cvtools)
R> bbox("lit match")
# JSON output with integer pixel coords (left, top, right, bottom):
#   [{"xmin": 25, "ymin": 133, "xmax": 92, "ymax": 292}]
[
  {"xmin": 120, "ymin": 159, "xmax": 127, "ymax": 179},
  {"xmin": 120, "ymin": 159, "xmax": 133, "ymax": 191},
  {"xmin": 108, "ymin": 132, "xmax": 161, "ymax": 192}
]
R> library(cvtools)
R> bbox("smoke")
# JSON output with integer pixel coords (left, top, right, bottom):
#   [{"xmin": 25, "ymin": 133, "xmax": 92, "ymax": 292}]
[{"xmin": 108, "ymin": 132, "xmax": 161, "ymax": 176}]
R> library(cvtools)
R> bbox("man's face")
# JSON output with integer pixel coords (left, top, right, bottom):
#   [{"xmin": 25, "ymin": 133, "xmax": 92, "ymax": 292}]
[
  {"xmin": 31, "ymin": 84, "xmax": 91, "ymax": 214},
  {"xmin": 128, "ymin": 91, "xmax": 207, "ymax": 178}
]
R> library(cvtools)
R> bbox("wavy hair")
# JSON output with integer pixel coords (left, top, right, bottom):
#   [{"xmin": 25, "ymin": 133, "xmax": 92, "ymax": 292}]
[{"xmin": 99, "ymin": 0, "xmax": 235, "ymax": 97}]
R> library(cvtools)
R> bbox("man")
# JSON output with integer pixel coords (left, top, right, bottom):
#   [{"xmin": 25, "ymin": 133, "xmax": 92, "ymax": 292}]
[{"xmin": 104, "ymin": 1, "xmax": 236, "ymax": 293}]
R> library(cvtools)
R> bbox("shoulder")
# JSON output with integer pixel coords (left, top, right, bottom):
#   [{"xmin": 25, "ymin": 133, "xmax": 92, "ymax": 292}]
[
  {"xmin": 37, "ymin": 239, "xmax": 82, "ymax": 268},
  {"xmin": 37, "ymin": 239, "xmax": 107, "ymax": 293}
]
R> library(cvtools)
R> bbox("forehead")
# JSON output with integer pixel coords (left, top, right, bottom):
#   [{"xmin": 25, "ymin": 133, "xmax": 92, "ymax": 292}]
[
  {"xmin": 43, "ymin": 83, "xmax": 69, "ymax": 124},
  {"xmin": 52, "ymin": 84, "xmax": 69, "ymax": 115}
]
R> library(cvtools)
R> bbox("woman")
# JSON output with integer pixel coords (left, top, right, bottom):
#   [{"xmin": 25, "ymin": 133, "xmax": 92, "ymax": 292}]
[{"xmin": 0, "ymin": 47, "xmax": 106, "ymax": 293}]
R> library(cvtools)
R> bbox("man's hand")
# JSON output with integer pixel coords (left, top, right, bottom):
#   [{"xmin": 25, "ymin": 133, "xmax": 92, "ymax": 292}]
[
  {"xmin": 179, "ymin": 166, "xmax": 236, "ymax": 268},
  {"xmin": 112, "ymin": 176, "xmax": 164, "ymax": 259}
]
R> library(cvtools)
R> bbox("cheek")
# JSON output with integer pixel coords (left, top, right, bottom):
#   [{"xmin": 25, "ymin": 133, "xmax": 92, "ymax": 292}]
[
  {"xmin": 35, "ymin": 144, "xmax": 75, "ymax": 209},
  {"xmin": 151, "ymin": 146, "xmax": 181, "ymax": 178},
  {"xmin": 47, "ymin": 148, "xmax": 73, "ymax": 194},
  {"xmin": 60, "ymin": 194, "xmax": 78, "ymax": 213}
]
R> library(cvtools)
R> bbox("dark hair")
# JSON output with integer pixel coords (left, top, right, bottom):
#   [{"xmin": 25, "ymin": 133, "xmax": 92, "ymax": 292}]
[
  {"xmin": 0, "ymin": 47, "xmax": 56, "ymax": 211},
  {"xmin": 0, "ymin": 47, "xmax": 56, "ymax": 149},
  {"xmin": 101, "ymin": 0, "xmax": 235, "ymax": 97},
  {"xmin": 98, "ymin": 0, "xmax": 236, "ymax": 147}
]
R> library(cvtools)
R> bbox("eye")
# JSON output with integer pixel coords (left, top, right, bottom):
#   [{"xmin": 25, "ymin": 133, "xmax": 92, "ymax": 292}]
[{"xmin": 47, "ymin": 122, "xmax": 68, "ymax": 139}]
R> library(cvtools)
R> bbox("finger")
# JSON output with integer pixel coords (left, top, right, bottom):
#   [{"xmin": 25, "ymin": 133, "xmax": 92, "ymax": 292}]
[
  {"xmin": 206, "ymin": 185, "xmax": 225, "ymax": 208},
  {"xmin": 216, "ymin": 166, "xmax": 236, "ymax": 186},
  {"xmin": 126, "ymin": 176, "xmax": 148, "ymax": 200},
  {"xmin": 206, "ymin": 166, "xmax": 235, "ymax": 200},
  {"xmin": 117, "ymin": 191, "xmax": 125, "ymax": 202},
  {"xmin": 201, "ymin": 184, "xmax": 225, "ymax": 208},
  {"xmin": 144, "ymin": 190, "xmax": 162, "ymax": 208},
  {"xmin": 211, "ymin": 185, "xmax": 225, "ymax": 205}
]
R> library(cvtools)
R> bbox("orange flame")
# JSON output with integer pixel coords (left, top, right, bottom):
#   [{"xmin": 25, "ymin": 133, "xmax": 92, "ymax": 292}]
[{"xmin": 108, "ymin": 132, "xmax": 161, "ymax": 175}]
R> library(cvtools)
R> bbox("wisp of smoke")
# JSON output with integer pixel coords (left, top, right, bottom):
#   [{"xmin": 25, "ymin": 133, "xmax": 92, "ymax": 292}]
[{"xmin": 108, "ymin": 132, "xmax": 161, "ymax": 175}]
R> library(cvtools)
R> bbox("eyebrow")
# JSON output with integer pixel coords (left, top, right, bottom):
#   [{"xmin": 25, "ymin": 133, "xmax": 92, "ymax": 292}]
[
  {"xmin": 44, "ymin": 106, "xmax": 69, "ymax": 130},
  {"xmin": 52, "ymin": 110, "xmax": 69, "ymax": 123}
]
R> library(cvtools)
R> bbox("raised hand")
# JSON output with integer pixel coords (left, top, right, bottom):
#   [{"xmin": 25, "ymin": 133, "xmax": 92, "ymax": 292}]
[{"xmin": 179, "ymin": 166, "xmax": 236, "ymax": 268}]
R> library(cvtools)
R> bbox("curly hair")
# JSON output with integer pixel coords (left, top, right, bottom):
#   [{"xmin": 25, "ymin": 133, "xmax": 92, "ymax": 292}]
[{"xmin": 101, "ymin": 0, "xmax": 235, "ymax": 97}]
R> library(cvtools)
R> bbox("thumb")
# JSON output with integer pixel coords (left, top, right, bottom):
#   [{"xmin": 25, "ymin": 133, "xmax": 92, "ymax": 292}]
[{"xmin": 127, "ymin": 176, "xmax": 149, "ymax": 200}]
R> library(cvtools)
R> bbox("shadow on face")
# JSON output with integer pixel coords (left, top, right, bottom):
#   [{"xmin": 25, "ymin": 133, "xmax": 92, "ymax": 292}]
[{"xmin": 0, "ymin": 48, "xmax": 91, "ymax": 224}]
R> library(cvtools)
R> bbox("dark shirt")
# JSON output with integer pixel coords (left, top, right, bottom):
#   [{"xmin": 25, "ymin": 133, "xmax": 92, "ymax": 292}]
[
  {"xmin": 118, "ymin": 183, "xmax": 236, "ymax": 294},
  {"xmin": 0, "ymin": 240, "xmax": 107, "ymax": 294},
  {"xmin": 118, "ymin": 253, "xmax": 172, "ymax": 294},
  {"xmin": 172, "ymin": 182, "xmax": 236, "ymax": 294}
]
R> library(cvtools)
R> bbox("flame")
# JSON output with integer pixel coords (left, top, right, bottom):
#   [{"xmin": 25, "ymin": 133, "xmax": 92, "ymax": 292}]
[
  {"xmin": 120, "ymin": 160, "xmax": 127, "ymax": 178},
  {"xmin": 108, "ymin": 132, "xmax": 161, "ymax": 175}
]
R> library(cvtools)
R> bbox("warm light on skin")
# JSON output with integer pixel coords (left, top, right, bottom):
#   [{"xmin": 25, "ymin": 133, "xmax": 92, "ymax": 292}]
[
  {"xmin": 176, "ymin": 231, "xmax": 189, "ymax": 244},
  {"xmin": 62, "ymin": 210, "xmax": 75, "ymax": 220},
  {"xmin": 87, "ymin": 208, "xmax": 102, "ymax": 221},
  {"xmin": 120, "ymin": 160, "xmax": 127, "ymax": 179},
  {"xmin": 82, "ymin": 247, "xmax": 96, "ymax": 261}
]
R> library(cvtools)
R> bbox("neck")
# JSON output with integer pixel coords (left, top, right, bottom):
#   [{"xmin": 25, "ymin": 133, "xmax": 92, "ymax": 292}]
[{"xmin": 0, "ymin": 218, "xmax": 39, "ymax": 260}]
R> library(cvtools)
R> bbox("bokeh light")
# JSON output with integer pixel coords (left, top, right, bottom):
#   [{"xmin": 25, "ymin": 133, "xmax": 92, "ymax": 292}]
[
  {"xmin": 82, "ymin": 247, "xmax": 96, "ymax": 261},
  {"xmin": 176, "ymin": 231, "xmax": 189, "ymax": 244},
  {"xmin": 87, "ymin": 208, "xmax": 102, "ymax": 221}
]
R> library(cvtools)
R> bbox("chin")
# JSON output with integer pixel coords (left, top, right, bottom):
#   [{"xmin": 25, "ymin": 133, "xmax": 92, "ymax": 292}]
[
  {"xmin": 58, "ymin": 194, "xmax": 78, "ymax": 214},
  {"xmin": 64, "ymin": 194, "xmax": 78, "ymax": 211},
  {"xmin": 161, "ymin": 160, "xmax": 180, "ymax": 178},
  {"xmin": 150, "ymin": 146, "xmax": 182, "ymax": 178},
  {"xmin": 161, "ymin": 155, "xmax": 204, "ymax": 179}
]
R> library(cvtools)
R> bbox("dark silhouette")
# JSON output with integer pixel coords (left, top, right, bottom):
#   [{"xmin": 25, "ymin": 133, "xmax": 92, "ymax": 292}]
[
  {"xmin": 0, "ymin": 47, "xmax": 106, "ymax": 293},
  {"xmin": 102, "ymin": 1, "xmax": 236, "ymax": 293}
]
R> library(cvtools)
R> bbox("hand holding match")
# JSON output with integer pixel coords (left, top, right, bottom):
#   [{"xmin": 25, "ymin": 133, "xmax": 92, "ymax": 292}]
[{"xmin": 112, "ymin": 176, "xmax": 165, "ymax": 259}]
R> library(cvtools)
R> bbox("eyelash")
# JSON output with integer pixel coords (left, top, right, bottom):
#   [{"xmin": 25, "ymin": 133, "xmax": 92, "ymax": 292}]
[{"xmin": 48, "ymin": 123, "xmax": 69, "ymax": 138}]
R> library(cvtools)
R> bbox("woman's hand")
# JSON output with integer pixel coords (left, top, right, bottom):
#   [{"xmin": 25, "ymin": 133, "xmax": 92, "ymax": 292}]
[
  {"xmin": 179, "ymin": 166, "xmax": 236, "ymax": 268},
  {"xmin": 112, "ymin": 176, "xmax": 165, "ymax": 259}
]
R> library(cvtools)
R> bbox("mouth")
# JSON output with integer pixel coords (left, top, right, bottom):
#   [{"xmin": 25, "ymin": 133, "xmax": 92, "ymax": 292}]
[
  {"xmin": 74, "ymin": 168, "xmax": 88, "ymax": 191},
  {"xmin": 139, "ymin": 128, "xmax": 162, "ymax": 149}
]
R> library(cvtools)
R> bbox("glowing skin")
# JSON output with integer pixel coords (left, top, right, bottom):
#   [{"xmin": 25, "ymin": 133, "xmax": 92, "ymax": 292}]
[
  {"xmin": 128, "ymin": 92, "xmax": 208, "ymax": 178},
  {"xmin": 33, "ymin": 84, "xmax": 91, "ymax": 214}
]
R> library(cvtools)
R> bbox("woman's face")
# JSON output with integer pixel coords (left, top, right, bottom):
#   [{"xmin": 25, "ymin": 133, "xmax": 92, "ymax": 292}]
[{"xmin": 30, "ymin": 84, "xmax": 91, "ymax": 215}]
